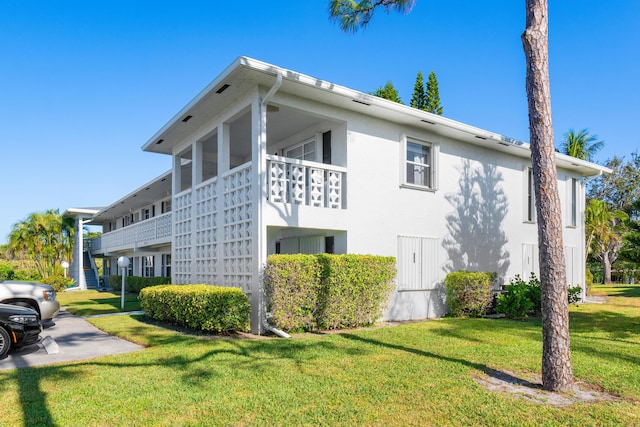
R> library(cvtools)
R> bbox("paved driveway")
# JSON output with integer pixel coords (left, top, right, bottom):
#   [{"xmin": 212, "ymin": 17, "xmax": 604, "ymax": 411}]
[{"xmin": 0, "ymin": 310, "xmax": 143, "ymax": 370}]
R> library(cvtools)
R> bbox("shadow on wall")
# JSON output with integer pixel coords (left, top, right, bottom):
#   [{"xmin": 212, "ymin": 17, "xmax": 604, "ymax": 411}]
[
  {"xmin": 442, "ymin": 160, "xmax": 510, "ymax": 284},
  {"xmin": 385, "ymin": 286, "xmax": 448, "ymax": 321}
]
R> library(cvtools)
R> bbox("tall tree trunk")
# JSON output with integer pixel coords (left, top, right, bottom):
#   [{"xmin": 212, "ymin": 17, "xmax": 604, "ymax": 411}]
[
  {"xmin": 602, "ymin": 251, "xmax": 612, "ymax": 284},
  {"xmin": 522, "ymin": 0, "xmax": 574, "ymax": 392}
]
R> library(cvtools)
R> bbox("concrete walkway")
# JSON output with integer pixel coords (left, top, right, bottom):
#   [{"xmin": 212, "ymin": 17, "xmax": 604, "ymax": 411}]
[{"xmin": 0, "ymin": 309, "xmax": 143, "ymax": 371}]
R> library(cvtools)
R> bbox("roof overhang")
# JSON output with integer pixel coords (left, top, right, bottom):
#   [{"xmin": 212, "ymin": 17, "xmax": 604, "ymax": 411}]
[
  {"xmin": 143, "ymin": 56, "xmax": 611, "ymax": 177},
  {"xmin": 90, "ymin": 170, "xmax": 172, "ymax": 223}
]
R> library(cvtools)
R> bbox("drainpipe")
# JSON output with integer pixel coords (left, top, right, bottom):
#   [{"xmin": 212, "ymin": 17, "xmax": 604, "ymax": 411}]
[{"xmin": 257, "ymin": 73, "xmax": 283, "ymax": 336}]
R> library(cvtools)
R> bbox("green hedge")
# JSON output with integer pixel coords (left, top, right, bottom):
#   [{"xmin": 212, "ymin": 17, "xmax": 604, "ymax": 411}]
[
  {"xmin": 264, "ymin": 254, "xmax": 396, "ymax": 332},
  {"xmin": 263, "ymin": 255, "xmax": 321, "ymax": 331},
  {"xmin": 139, "ymin": 284, "xmax": 250, "ymax": 333},
  {"xmin": 109, "ymin": 275, "xmax": 171, "ymax": 293},
  {"xmin": 444, "ymin": 271, "xmax": 495, "ymax": 317}
]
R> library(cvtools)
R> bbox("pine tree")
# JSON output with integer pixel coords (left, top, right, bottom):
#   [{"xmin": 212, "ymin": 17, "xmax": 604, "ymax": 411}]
[
  {"xmin": 371, "ymin": 81, "xmax": 403, "ymax": 104},
  {"xmin": 425, "ymin": 71, "xmax": 443, "ymax": 115},
  {"xmin": 410, "ymin": 71, "xmax": 425, "ymax": 110}
]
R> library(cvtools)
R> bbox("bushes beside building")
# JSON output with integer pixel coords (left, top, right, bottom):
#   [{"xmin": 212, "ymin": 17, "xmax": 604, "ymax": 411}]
[
  {"xmin": 140, "ymin": 284, "xmax": 250, "ymax": 333},
  {"xmin": 109, "ymin": 275, "xmax": 171, "ymax": 292},
  {"xmin": 264, "ymin": 254, "xmax": 396, "ymax": 332},
  {"xmin": 444, "ymin": 271, "xmax": 495, "ymax": 317}
]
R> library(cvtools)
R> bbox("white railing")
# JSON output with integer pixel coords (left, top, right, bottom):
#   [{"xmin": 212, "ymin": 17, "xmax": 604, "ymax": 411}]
[
  {"xmin": 267, "ymin": 155, "xmax": 346, "ymax": 209},
  {"xmin": 97, "ymin": 212, "xmax": 172, "ymax": 252}
]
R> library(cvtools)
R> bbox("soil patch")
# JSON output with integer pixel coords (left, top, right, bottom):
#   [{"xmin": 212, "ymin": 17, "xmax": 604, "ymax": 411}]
[{"xmin": 475, "ymin": 369, "xmax": 622, "ymax": 406}]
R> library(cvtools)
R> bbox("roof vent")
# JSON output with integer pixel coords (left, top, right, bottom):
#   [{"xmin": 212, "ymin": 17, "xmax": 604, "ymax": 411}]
[
  {"xmin": 182, "ymin": 115, "xmax": 193, "ymax": 123},
  {"xmin": 216, "ymin": 84, "xmax": 230, "ymax": 94},
  {"xmin": 475, "ymin": 135, "xmax": 488, "ymax": 140},
  {"xmin": 156, "ymin": 139, "xmax": 164, "ymax": 145},
  {"xmin": 498, "ymin": 142, "xmax": 510, "ymax": 146},
  {"xmin": 421, "ymin": 120, "xmax": 436, "ymax": 125},
  {"xmin": 352, "ymin": 99, "xmax": 371, "ymax": 106}
]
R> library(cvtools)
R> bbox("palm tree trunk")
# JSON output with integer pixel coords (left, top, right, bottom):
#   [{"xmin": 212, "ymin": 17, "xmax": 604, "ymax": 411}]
[
  {"xmin": 522, "ymin": 0, "xmax": 574, "ymax": 392},
  {"xmin": 602, "ymin": 251, "xmax": 612, "ymax": 284}
]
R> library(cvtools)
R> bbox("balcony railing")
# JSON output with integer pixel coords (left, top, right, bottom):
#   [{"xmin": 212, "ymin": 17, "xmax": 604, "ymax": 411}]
[
  {"xmin": 267, "ymin": 155, "xmax": 346, "ymax": 209},
  {"xmin": 94, "ymin": 212, "xmax": 172, "ymax": 252}
]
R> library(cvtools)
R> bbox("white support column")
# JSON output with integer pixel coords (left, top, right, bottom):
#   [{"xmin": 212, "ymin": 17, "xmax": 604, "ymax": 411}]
[
  {"xmin": 77, "ymin": 216, "xmax": 86, "ymax": 290},
  {"xmin": 216, "ymin": 123, "xmax": 229, "ymax": 286},
  {"xmin": 193, "ymin": 140, "xmax": 203, "ymax": 187},
  {"xmin": 251, "ymin": 95, "xmax": 268, "ymax": 334},
  {"xmin": 172, "ymin": 155, "xmax": 182, "ymax": 194}
]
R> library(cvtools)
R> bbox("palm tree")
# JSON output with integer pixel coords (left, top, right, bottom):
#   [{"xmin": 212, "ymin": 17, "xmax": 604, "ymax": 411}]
[
  {"xmin": 329, "ymin": 0, "xmax": 574, "ymax": 392},
  {"xmin": 7, "ymin": 209, "xmax": 74, "ymax": 278},
  {"xmin": 560, "ymin": 129, "xmax": 604, "ymax": 162},
  {"xmin": 585, "ymin": 199, "xmax": 628, "ymax": 284}
]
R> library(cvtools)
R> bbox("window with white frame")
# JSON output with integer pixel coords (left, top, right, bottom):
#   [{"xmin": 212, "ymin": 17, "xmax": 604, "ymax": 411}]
[
  {"xmin": 525, "ymin": 168, "xmax": 536, "ymax": 222},
  {"xmin": 568, "ymin": 177, "xmax": 577, "ymax": 227},
  {"xmin": 143, "ymin": 256, "xmax": 154, "ymax": 277},
  {"xmin": 162, "ymin": 254, "xmax": 171, "ymax": 277},
  {"xmin": 161, "ymin": 199, "xmax": 172, "ymax": 214},
  {"xmin": 285, "ymin": 138, "xmax": 316, "ymax": 161},
  {"xmin": 405, "ymin": 139, "xmax": 433, "ymax": 188}
]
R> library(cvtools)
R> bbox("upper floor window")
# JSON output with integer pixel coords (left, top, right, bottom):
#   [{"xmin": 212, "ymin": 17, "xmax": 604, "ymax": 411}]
[
  {"xmin": 285, "ymin": 139, "xmax": 316, "ymax": 161},
  {"xmin": 405, "ymin": 139, "xmax": 434, "ymax": 189},
  {"xmin": 161, "ymin": 200, "xmax": 172, "ymax": 214}
]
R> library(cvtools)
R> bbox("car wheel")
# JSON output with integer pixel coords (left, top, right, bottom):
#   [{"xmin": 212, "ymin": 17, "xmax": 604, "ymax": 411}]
[{"xmin": 0, "ymin": 327, "xmax": 10, "ymax": 359}]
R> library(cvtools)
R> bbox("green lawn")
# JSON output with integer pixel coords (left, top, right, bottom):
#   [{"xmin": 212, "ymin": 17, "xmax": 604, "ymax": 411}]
[
  {"xmin": 58, "ymin": 290, "xmax": 142, "ymax": 315},
  {"xmin": 1, "ymin": 285, "xmax": 638, "ymax": 426}
]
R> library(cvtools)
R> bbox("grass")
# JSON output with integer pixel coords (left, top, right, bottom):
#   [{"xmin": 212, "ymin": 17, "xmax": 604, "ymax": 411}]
[
  {"xmin": 57, "ymin": 290, "xmax": 142, "ymax": 315},
  {"xmin": 0, "ymin": 285, "xmax": 638, "ymax": 426}
]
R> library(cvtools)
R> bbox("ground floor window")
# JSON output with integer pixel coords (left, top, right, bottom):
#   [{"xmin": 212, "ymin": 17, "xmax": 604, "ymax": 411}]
[
  {"xmin": 143, "ymin": 256, "xmax": 154, "ymax": 277},
  {"xmin": 162, "ymin": 254, "xmax": 171, "ymax": 278}
]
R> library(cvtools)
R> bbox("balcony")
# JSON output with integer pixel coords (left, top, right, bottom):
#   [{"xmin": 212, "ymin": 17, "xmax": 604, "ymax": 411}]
[
  {"xmin": 91, "ymin": 212, "xmax": 172, "ymax": 254},
  {"xmin": 267, "ymin": 155, "xmax": 346, "ymax": 209}
]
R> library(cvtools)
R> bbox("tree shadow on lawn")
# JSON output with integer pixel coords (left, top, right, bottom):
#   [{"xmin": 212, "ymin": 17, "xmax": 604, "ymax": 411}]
[{"xmin": 339, "ymin": 333, "xmax": 622, "ymax": 406}]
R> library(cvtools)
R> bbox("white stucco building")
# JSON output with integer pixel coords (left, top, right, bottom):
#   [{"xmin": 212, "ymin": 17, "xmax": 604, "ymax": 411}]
[{"xmin": 76, "ymin": 57, "xmax": 609, "ymax": 332}]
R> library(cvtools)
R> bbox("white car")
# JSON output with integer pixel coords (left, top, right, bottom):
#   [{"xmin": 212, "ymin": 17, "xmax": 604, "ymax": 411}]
[{"xmin": 0, "ymin": 280, "xmax": 60, "ymax": 321}]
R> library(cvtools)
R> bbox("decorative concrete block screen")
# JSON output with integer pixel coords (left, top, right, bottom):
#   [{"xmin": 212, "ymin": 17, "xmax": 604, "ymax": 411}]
[
  {"xmin": 194, "ymin": 178, "xmax": 218, "ymax": 284},
  {"xmin": 173, "ymin": 190, "xmax": 193, "ymax": 284},
  {"xmin": 223, "ymin": 164, "xmax": 254, "ymax": 293}
]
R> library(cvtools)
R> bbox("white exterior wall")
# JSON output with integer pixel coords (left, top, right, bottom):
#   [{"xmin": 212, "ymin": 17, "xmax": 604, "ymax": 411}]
[{"xmin": 276, "ymin": 110, "xmax": 584, "ymax": 320}]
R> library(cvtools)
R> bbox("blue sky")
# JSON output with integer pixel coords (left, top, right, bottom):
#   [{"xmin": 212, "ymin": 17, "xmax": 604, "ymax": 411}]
[{"xmin": 1, "ymin": 1, "xmax": 638, "ymax": 241}]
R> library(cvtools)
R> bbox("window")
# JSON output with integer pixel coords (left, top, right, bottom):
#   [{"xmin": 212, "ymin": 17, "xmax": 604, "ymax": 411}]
[
  {"xmin": 142, "ymin": 207, "xmax": 151, "ymax": 220},
  {"xmin": 285, "ymin": 139, "xmax": 316, "ymax": 161},
  {"xmin": 405, "ymin": 139, "xmax": 433, "ymax": 188},
  {"xmin": 143, "ymin": 256, "xmax": 154, "ymax": 277},
  {"xmin": 526, "ymin": 168, "xmax": 536, "ymax": 222},
  {"xmin": 568, "ymin": 177, "xmax": 577, "ymax": 227},
  {"xmin": 127, "ymin": 258, "xmax": 134, "ymax": 277},
  {"xmin": 161, "ymin": 199, "xmax": 172, "ymax": 214},
  {"xmin": 162, "ymin": 254, "xmax": 171, "ymax": 278}
]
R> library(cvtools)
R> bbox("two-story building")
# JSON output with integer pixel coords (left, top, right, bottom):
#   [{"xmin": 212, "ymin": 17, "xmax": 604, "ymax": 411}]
[{"xmin": 71, "ymin": 57, "xmax": 609, "ymax": 333}]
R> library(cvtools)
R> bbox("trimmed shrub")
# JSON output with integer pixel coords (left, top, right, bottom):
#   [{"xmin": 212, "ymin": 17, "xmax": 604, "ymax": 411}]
[
  {"xmin": 140, "ymin": 284, "xmax": 250, "ymax": 333},
  {"xmin": 444, "ymin": 271, "xmax": 494, "ymax": 317},
  {"xmin": 108, "ymin": 275, "xmax": 171, "ymax": 293},
  {"xmin": 315, "ymin": 254, "xmax": 396, "ymax": 330},
  {"xmin": 263, "ymin": 254, "xmax": 396, "ymax": 332},
  {"xmin": 263, "ymin": 254, "xmax": 321, "ymax": 332}
]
